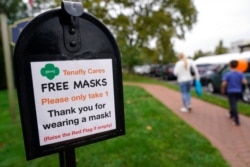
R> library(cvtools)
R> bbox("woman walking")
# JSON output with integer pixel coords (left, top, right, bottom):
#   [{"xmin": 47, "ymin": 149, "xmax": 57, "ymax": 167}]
[{"xmin": 173, "ymin": 53, "xmax": 200, "ymax": 112}]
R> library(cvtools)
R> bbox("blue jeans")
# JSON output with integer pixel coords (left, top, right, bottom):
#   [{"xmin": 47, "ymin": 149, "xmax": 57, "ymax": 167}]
[{"xmin": 179, "ymin": 81, "xmax": 193, "ymax": 108}]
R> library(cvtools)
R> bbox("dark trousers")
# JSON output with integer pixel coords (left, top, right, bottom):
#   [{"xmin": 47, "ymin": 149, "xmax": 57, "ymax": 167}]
[{"xmin": 227, "ymin": 93, "xmax": 241, "ymax": 124}]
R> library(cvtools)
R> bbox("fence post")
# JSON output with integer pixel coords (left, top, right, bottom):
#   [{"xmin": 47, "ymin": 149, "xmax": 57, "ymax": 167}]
[{"xmin": 0, "ymin": 13, "xmax": 16, "ymax": 122}]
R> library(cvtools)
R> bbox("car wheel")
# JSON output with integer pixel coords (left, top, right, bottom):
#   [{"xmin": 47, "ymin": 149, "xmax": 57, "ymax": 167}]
[
  {"xmin": 207, "ymin": 81, "xmax": 215, "ymax": 93},
  {"xmin": 242, "ymin": 88, "xmax": 250, "ymax": 103}
]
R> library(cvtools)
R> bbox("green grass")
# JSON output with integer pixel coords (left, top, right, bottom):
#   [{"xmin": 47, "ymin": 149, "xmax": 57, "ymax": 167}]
[
  {"xmin": 124, "ymin": 73, "xmax": 250, "ymax": 116},
  {"xmin": 0, "ymin": 86, "xmax": 229, "ymax": 167}
]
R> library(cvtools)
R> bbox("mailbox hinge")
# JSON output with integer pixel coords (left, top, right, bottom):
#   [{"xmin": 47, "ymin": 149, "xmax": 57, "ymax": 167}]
[
  {"xmin": 62, "ymin": 0, "xmax": 84, "ymax": 17},
  {"xmin": 61, "ymin": 0, "xmax": 83, "ymax": 53}
]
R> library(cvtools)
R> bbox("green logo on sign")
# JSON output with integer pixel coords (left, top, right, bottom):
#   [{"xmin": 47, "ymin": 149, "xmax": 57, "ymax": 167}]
[{"xmin": 41, "ymin": 64, "xmax": 60, "ymax": 80}]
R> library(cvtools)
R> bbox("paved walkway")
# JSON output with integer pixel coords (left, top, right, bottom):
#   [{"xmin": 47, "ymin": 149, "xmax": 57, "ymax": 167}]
[{"xmin": 125, "ymin": 82, "xmax": 250, "ymax": 167}]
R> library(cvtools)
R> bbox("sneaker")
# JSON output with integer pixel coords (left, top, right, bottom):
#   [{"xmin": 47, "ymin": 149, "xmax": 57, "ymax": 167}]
[
  {"xmin": 233, "ymin": 122, "xmax": 240, "ymax": 126},
  {"xmin": 188, "ymin": 105, "xmax": 192, "ymax": 111},
  {"xmin": 180, "ymin": 107, "xmax": 188, "ymax": 112}
]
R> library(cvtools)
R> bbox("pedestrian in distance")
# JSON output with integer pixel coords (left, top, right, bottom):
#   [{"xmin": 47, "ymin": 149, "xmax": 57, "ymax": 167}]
[
  {"xmin": 173, "ymin": 53, "xmax": 200, "ymax": 112},
  {"xmin": 221, "ymin": 60, "xmax": 248, "ymax": 126}
]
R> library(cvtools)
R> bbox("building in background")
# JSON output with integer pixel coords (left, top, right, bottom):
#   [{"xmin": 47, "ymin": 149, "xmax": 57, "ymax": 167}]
[{"xmin": 230, "ymin": 40, "xmax": 250, "ymax": 53}]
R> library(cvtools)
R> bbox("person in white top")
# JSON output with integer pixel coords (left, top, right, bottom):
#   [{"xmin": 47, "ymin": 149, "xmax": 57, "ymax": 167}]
[{"xmin": 173, "ymin": 53, "xmax": 200, "ymax": 112}]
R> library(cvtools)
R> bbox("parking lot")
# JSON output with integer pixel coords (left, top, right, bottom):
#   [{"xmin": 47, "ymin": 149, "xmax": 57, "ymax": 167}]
[{"xmin": 133, "ymin": 63, "xmax": 250, "ymax": 103}]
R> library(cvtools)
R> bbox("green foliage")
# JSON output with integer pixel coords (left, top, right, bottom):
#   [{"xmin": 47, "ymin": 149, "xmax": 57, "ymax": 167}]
[
  {"xmin": 214, "ymin": 40, "xmax": 228, "ymax": 55},
  {"xmin": 193, "ymin": 40, "xmax": 228, "ymax": 58},
  {"xmin": 0, "ymin": 0, "xmax": 197, "ymax": 88},
  {"xmin": 29, "ymin": 0, "xmax": 58, "ymax": 15},
  {"xmin": 82, "ymin": 0, "xmax": 197, "ymax": 70},
  {"xmin": 0, "ymin": 0, "xmax": 28, "ymax": 23},
  {"xmin": 121, "ymin": 46, "xmax": 140, "ymax": 72},
  {"xmin": 193, "ymin": 50, "xmax": 206, "ymax": 60}
]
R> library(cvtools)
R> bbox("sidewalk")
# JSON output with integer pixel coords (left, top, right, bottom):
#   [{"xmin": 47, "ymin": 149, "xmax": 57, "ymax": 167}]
[{"xmin": 125, "ymin": 82, "xmax": 250, "ymax": 167}]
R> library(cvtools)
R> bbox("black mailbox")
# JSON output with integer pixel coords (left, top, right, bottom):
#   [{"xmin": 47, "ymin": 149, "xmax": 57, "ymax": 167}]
[{"xmin": 14, "ymin": 2, "xmax": 125, "ymax": 160}]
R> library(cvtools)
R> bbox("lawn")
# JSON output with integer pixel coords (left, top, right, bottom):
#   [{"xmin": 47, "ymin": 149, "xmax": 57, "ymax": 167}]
[{"xmin": 0, "ymin": 85, "xmax": 229, "ymax": 167}]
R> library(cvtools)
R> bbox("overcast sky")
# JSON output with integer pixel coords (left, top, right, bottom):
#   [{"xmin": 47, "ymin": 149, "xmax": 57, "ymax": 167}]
[{"xmin": 173, "ymin": 0, "xmax": 250, "ymax": 57}]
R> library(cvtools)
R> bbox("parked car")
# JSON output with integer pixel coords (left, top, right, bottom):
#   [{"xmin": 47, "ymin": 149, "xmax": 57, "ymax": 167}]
[
  {"xmin": 197, "ymin": 64, "xmax": 222, "ymax": 85},
  {"xmin": 162, "ymin": 64, "xmax": 176, "ymax": 80},
  {"xmin": 154, "ymin": 65, "xmax": 164, "ymax": 77},
  {"xmin": 206, "ymin": 65, "xmax": 250, "ymax": 103},
  {"xmin": 149, "ymin": 64, "xmax": 162, "ymax": 77},
  {"xmin": 133, "ymin": 64, "xmax": 151, "ymax": 75}
]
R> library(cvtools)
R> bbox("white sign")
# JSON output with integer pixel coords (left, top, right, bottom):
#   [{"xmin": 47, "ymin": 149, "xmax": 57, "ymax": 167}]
[{"xmin": 31, "ymin": 59, "xmax": 116, "ymax": 146}]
